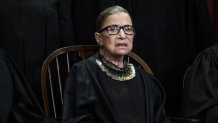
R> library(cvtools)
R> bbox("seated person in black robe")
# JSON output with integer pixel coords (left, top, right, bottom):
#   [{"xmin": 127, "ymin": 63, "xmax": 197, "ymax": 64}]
[
  {"xmin": 180, "ymin": 42, "xmax": 218, "ymax": 123},
  {"xmin": 0, "ymin": 48, "xmax": 48, "ymax": 123},
  {"xmin": 62, "ymin": 5, "xmax": 171, "ymax": 123}
]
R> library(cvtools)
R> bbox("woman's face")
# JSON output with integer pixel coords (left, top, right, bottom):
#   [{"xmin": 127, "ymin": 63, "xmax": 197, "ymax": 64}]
[{"xmin": 95, "ymin": 12, "xmax": 134, "ymax": 57}]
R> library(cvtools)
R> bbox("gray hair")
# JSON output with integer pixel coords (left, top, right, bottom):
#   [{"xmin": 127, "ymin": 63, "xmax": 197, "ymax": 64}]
[{"xmin": 96, "ymin": 5, "xmax": 132, "ymax": 32}]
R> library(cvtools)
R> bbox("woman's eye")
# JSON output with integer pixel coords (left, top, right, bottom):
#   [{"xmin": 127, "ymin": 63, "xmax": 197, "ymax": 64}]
[
  {"xmin": 125, "ymin": 26, "xmax": 133, "ymax": 31},
  {"xmin": 110, "ymin": 27, "xmax": 118, "ymax": 31}
]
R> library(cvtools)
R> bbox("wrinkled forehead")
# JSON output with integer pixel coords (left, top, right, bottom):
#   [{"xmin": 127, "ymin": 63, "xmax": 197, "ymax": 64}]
[{"xmin": 102, "ymin": 12, "xmax": 132, "ymax": 28}]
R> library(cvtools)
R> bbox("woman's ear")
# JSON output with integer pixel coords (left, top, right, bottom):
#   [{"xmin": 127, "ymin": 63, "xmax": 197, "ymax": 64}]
[{"xmin": 95, "ymin": 32, "xmax": 101, "ymax": 44}]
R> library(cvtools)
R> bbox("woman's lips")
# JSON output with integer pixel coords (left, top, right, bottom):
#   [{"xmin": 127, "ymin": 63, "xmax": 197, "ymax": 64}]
[{"xmin": 116, "ymin": 43, "xmax": 127, "ymax": 47}]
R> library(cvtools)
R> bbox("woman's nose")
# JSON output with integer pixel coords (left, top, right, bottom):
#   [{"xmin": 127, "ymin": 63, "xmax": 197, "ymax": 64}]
[{"xmin": 118, "ymin": 29, "xmax": 126, "ymax": 38}]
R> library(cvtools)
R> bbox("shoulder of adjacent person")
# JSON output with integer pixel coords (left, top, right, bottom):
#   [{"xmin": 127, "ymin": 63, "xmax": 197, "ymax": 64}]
[{"xmin": 202, "ymin": 43, "xmax": 218, "ymax": 59}]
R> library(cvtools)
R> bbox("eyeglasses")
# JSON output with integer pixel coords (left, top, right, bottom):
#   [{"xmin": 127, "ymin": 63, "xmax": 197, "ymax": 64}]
[{"xmin": 98, "ymin": 25, "xmax": 135, "ymax": 35}]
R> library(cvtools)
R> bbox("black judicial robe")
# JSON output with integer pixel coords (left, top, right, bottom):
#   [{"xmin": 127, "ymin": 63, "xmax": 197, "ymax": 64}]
[
  {"xmin": 180, "ymin": 43, "xmax": 218, "ymax": 123},
  {"xmin": 0, "ymin": 49, "xmax": 48, "ymax": 123},
  {"xmin": 62, "ymin": 53, "xmax": 170, "ymax": 123},
  {"xmin": 0, "ymin": 0, "xmax": 74, "ymax": 104}
]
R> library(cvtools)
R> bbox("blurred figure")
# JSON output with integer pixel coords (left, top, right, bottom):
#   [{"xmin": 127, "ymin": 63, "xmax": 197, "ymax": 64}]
[
  {"xmin": 0, "ymin": 48, "xmax": 48, "ymax": 123},
  {"xmin": 0, "ymin": 0, "xmax": 74, "ymax": 105},
  {"xmin": 180, "ymin": 42, "xmax": 218, "ymax": 123}
]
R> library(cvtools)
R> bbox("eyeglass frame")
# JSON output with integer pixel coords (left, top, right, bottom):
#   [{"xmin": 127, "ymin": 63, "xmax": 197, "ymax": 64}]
[{"xmin": 98, "ymin": 25, "xmax": 135, "ymax": 35}]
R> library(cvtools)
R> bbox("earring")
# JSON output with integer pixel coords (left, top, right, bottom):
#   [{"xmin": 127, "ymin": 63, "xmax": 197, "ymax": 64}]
[{"xmin": 98, "ymin": 42, "xmax": 103, "ymax": 48}]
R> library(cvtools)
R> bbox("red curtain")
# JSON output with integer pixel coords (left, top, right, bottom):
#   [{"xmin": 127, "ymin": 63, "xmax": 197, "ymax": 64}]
[{"xmin": 207, "ymin": 0, "xmax": 218, "ymax": 39}]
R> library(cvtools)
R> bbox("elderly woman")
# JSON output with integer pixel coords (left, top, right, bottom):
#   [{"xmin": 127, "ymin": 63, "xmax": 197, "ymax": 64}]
[{"xmin": 63, "ymin": 5, "xmax": 170, "ymax": 123}]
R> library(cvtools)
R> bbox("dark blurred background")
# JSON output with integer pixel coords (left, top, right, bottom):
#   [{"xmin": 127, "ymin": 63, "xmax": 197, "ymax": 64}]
[{"xmin": 0, "ymin": 0, "xmax": 218, "ymax": 117}]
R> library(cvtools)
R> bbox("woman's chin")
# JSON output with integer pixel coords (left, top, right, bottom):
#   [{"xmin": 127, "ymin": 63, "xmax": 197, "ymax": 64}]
[{"xmin": 115, "ymin": 50, "xmax": 130, "ymax": 56}]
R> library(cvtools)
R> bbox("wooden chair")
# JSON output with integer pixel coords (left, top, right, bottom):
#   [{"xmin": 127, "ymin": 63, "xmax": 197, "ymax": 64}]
[
  {"xmin": 41, "ymin": 45, "xmax": 201, "ymax": 123},
  {"xmin": 167, "ymin": 65, "xmax": 201, "ymax": 123},
  {"xmin": 40, "ymin": 45, "xmax": 153, "ymax": 122},
  {"xmin": 41, "ymin": 45, "xmax": 98, "ymax": 122},
  {"xmin": 170, "ymin": 116, "xmax": 201, "ymax": 123},
  {"xmin": 173, "ymin": 66, "xmax": 202, "ymax": 123}
]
